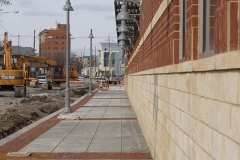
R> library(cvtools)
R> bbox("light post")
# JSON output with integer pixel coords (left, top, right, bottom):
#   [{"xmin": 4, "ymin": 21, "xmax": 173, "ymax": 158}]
[
  {"xmin": 88, "ymin": 29, "xmax": 94, "ymax": 95},
  {"xmin": 62, "ymin": 0, "xmax": 73, "ymax": 113},
  {"xmin": 104, "ymin": 48, "xmax": 107, "ymax": 77},
  {"xmin": 94, "ymin": 47, "xmax": 96, "ymax": 77}
]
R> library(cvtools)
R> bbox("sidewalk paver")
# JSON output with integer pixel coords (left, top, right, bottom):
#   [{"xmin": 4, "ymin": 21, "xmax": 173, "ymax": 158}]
[{"xmin": 0, "ymin": 85, "xmax": 152, "ymax": 159}]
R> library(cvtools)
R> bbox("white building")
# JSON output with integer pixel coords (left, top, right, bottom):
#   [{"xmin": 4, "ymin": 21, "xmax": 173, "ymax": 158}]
[{"xmin": 98, "ymin": 42, "xmax": 125, "ymax": 78}]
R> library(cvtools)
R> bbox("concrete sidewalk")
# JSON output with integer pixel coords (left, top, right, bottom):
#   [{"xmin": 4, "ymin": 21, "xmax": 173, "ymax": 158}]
[{"xmin": 0, "ymin": 85, "xmax": 152, "ymax": 159}]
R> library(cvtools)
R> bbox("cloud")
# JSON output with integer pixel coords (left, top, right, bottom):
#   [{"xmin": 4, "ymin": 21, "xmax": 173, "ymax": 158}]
[
  {"xmin": 22, "ymin": 10, "xmax": 63, "ymax": 17},
  {"xmin": 17, "ymin": 0, "xmax": 33, "ymax": 8},
  {"xmin": 74, "ymin": 4, "xmax": 113, "ymax": 12}
]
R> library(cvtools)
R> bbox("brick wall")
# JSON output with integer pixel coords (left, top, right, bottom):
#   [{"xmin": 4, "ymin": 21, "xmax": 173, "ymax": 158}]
[
  {"xmin": 128, "ymin": 52, "xmax": 240, "ymax": 159},
  {"xmin": 40, "ymin": 24, "xmax": 67, "ymax": 65},
  {"xmin": 125, "ymin": 0, "xmax": 240, "ymax": 159}
]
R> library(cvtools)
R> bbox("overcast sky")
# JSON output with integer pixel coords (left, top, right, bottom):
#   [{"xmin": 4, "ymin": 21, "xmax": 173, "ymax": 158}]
[{"xmin": 0, "ymin": 0, "xmax": 117, "ymax": 56}]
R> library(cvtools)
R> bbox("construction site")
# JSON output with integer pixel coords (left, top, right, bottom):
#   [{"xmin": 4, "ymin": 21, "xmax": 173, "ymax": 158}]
[{"xmin": 0, "ymin": 32, "xmax": 99, "ymax": 139}]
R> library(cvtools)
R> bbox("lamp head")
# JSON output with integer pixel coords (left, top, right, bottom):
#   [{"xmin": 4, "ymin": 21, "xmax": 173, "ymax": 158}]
[
  {"xmin": 63, "ymin": 0, "xmax": 74, "ymax": 11},
  {"xmin": 116, "ymin": 3, "xmax": 131, "ymax": 21},
  {"xmin": 117, "ymin": 20, "xmax": 129, "ymax": 33},
  {"xmin": 118, "ymin": 32, "xmax": 127, "ymax": 41},
  {"xmin": 118, "ymin": 40, "xmax": 126, "ymax": 48}
]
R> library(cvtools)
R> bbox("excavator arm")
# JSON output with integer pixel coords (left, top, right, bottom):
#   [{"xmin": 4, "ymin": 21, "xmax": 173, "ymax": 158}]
[
  {"xmin": 16, "ymin": 55, "xmax": 57, "ymax": 69},
  {"xmin": 3, "ymin": 32, "xmax": 13, "ymax": 70}
]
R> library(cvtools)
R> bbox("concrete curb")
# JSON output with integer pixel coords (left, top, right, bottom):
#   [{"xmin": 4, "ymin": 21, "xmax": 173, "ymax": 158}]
[{"xmin": 0, "ymin": 94, "xmax": 88, "ymax": 146}]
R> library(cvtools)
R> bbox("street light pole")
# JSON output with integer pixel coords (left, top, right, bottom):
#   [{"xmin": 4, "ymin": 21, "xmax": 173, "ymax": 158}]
[
  {"xmin": 62, "ymin": 0, "xmax": 73, "ymax": 113},
  {"xmin": 104, "ymin": 48, "xmax": 107, "ymax": 77},
  {"xmin": 95, "ymin": 47, "xmax": 96, "ymax": 77},
  {"xmin": 88, "ymin": 29, "xmax": 94, "ymax": 95}
]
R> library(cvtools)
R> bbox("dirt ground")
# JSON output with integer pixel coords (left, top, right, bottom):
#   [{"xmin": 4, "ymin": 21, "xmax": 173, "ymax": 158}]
[{"xmin": 0, "ymin": 83, "xmax": 98, "ymax": 140}]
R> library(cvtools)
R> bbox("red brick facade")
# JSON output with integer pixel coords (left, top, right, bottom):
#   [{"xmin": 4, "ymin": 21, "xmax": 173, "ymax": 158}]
[
  {"xmin": 125, "ymin": 0, "xmax": 238, "ymax": 74},
  {"xmin": 39, "ymin": 24, "xmax": 67, "ymax": 65}
]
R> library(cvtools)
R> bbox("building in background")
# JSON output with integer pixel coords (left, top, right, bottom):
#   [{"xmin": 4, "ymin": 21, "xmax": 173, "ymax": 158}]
[
  {"xmin": 0, "ymin": 45, "xmax": 35, "ymax": 63},
  {"xmin": 38, "ymin": 23, "xmax": 69, "ymax": 65},
  {"xmin": 98, "ymin": 42, "xmax": 125, "ymax": 78}
]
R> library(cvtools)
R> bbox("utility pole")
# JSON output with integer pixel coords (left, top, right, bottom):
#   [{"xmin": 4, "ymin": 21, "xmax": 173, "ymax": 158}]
[
  {"xmin": 95, "ymin": 47, "xmax": 96, "ymax": 77},
  {"xmin": 18, "ymin": 35, "xmax": 20, "ymax": 58},
  {"xmin": 105, "ymin": 36, "xmax": 113, "ymax": 81},
  {"xmin": 108, "ymin": 36, "xmax": 111, "ymax": 81},
  {"xmin": 33, "ymin": 30, "xmax": 35, "ymax": 54}
]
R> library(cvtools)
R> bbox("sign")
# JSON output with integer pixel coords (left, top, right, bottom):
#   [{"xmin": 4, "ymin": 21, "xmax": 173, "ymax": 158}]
[{"xmin": 1, "ymin": 76, "xmax": 15, "ymax": 79}]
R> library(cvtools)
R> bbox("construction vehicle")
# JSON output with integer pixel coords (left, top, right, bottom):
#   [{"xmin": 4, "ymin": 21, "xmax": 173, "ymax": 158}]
[
  {"xmin": 16, "ymin": 55, "xmax": 79, "ymax": 89},
  {"xmin": 0, "ymin": 32, "xmax": 26, "ymax": 96},
  {"xmin": 16, "ymin": 55, "xmax": 58, "ymax": 89}
]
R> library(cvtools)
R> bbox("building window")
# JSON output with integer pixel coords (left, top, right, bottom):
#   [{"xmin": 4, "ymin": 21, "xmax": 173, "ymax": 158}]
[
  {"xmin": 62, "ymin": 36, "xmax": 64, "ymax": 39},
  {"xmin": 62, "ymin": 42, "xmax": 64, "ymax": 44},
  {"xmin": 62, "ymin": 47, "xmax": 64, "ymax": 50},
  {"xmin": 180, "ymin": 0, "xmax": 186, "ymax": 59},
  {"xmin": 48, "ymin": 47, "xmax": 50, "ymax": 50},
  {"xmin": 56, "ymin": 36, "xmax": 58, "ymax": 39},
  {"xmin": 104, "ymin": 52, "xmax": 109, "ymax": 67},
  {"xmin": 56, "ymin": 42, "xmax": 58, "ymax": 45},
  {"xmin": 199, "ymin": 0, "xmax": 216, "ymax": 53},
  {"xmin": 111, "ymin": 52, "xmax": 116, "ymax": 67}
]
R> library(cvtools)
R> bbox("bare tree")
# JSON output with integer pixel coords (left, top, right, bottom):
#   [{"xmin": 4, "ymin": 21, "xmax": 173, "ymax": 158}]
[
  {"xmin": 53, "ymin": 52, "xmax": 65, "ymax": 66},
  {"xmin": 0, "ymin": 0, "xmax": 11, "ymax": 5}
]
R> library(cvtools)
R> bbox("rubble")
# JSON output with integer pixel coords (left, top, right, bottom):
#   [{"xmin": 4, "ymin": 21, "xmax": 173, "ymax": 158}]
[{"xmin": 0, "ymin": 82, "xmax": 99, "ymax": 140}]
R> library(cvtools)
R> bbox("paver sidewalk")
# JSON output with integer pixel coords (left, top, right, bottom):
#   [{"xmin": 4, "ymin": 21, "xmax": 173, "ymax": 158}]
[{"xmin": 0, "ymin": 85, "xmax": 152, "ymax": 159}]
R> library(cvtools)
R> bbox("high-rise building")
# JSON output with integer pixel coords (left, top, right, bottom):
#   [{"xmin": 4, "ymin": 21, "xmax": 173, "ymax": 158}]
[{"xmin": 38, "ymin": 23, "xmax": 70, "ymax": 65}]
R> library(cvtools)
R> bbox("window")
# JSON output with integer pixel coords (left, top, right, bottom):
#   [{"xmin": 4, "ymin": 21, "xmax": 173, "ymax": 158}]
[
  {"xmin": 104, "ymin": 52, "xmax": 109, "ymax": 67},
  {"xmin": 62, "ymin": 42, "xmax": 64, "ymax": 44},
  {"xmin": 199, "ymin": 0, "xmax": 216, "ymax": 53},
  {"xmin": 62, "ymin": 36, "xmax": 64, "ymax": 39},
  {"xmin": 56, "ymin": 42, "xmax": 58, "ymax": 45},
  {"xmin": 48, "ymin": 47, "xmax": 50, "ymax": 50},
  {"xmin": 111, "ymin": 52, "xmax": 116, "ymax": 67},
  {"xmin": 56, "ymin": 36, "xmax": 58, "ymax": 39},
  {"xmin": 180, "ymin": 0, "xmax": 186, "ymax": 59},
  {"xmin": 62, "ymin": 47, "xmax": 64, "ymax": 50}
]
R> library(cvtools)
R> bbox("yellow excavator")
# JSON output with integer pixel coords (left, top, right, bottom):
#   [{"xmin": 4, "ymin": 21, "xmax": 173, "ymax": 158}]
[
  {"xmin": 16, "ymin": 55, "xmax": 79, "ymax": 89},
  {"xmin": 0, "ymin": 32, "xmax": 26, "ymax": 96},
  {"xmin": 16, "ymin": 55, "xmax": 58, "ymax": 89}
]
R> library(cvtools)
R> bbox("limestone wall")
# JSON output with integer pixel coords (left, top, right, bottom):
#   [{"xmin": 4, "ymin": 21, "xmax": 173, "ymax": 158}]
[{"xmin": 126, "ymin": 51, "xmax": 240, "ymax": 159}]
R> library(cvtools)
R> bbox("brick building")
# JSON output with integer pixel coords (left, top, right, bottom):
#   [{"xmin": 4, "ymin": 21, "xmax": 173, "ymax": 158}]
[
  {"xmin": 114, "ymin": 0, "xmax": 240, "ymax": 159},
  {"xmin": 38, "ymin": 23, "xmax": 69, "ymax": 65}
]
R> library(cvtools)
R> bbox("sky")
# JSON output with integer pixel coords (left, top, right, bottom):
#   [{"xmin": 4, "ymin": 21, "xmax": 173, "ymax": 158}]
[{"xmin": 0, "ymin": 0, "xmax": 117, "ymax": 56}]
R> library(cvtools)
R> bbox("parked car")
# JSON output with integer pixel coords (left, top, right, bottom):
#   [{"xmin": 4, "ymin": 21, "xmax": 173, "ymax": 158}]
[{"xmin": 38, "ymin": 75, "xmax": 47, "ymax": 84}]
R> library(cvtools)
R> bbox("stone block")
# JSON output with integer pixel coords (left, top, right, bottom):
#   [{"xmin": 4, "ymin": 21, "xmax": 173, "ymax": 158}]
[
  {"xmin": 41, "ymin": 83, "xmax": 48, "ymax": 90},
  {"xmin": 222, "ymin": 71, "xmax": 238, "ymax": 104},
  {"xmin": 212, "ymin": 130, "xmax": 225, "ymax": 160},
  {"xmin": 224, "ymin": 137, "xmax": 239, "ymax": 160},
  {"xmin": 29, "ymin": 81, "xmax": 37, "ymax": 88},
  {"xmin": 206, "ymin": 99, "xmax": 218, "ymax": 130},
  {"xmin": 217, "ymin": 101, "xmax": 231, "ymax": 137},
  {"xmin": 194, "ymin": 144, "xmax": 214, "ymax": 160},
  {"xmin": 230, "ymin": 105, "xmax": 240, "ymax": 144}
]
